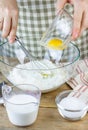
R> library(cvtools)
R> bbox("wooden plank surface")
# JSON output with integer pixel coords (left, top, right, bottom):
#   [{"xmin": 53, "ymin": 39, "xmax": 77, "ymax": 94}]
[
  {"xmin": 0, "ymin": 73, "xmax": 88, "ymax": 130},
  {"xmin": 0, "ymin": 105, "xmax": 88, "ymax": 130}
]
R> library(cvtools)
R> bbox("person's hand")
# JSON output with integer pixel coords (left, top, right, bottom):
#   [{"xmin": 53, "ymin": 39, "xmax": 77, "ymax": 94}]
[
  {"xmin": 56, "ymin": 0, "xmax": 88, "ymax": 40},
  {"xmin": 0, "ymin": 0, "xmax": 19, "ymax": 43}
]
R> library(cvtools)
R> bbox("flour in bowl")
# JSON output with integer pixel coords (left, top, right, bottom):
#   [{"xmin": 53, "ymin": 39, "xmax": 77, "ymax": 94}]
[{"xmin": 8, "ymin": 59, "xmax": 70, "ymax": 92}]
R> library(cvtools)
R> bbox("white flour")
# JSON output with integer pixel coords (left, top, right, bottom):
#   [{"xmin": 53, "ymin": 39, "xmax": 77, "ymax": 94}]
[{"xmin": 8, "ymin": 59, "xmax": 70, "ymax": 92}]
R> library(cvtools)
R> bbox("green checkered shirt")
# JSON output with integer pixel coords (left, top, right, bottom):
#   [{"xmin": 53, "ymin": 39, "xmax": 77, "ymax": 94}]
[{"xmin": 3, "ymin": 0, "xmax": 88, "ymax": 59}]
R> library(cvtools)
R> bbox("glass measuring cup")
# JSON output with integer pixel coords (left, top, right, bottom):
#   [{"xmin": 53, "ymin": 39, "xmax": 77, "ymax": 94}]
[
  {"xmin": 40, "ymin": 9, "xmax": 73, "ymax": 50},
  {"xmin": 2, "ymin": 84, "xmax": 41, "ymax": 126}
]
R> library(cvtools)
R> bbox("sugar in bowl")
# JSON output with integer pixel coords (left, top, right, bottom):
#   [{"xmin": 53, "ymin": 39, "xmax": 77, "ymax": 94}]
[{"xmin": 55, "ymin": 90, "xmax": 88, "ymax": 121}]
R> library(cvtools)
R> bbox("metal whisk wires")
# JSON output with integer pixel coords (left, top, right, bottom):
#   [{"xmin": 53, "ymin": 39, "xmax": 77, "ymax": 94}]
[{"xmin": 15, "ymin": 36, "xmax": 53, "ymax": 78}]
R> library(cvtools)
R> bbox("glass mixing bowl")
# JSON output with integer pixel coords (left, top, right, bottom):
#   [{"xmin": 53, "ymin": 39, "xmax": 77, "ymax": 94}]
[{"xmin": 0, "ymin": 37, "xmax": 80, "ymax": 93}]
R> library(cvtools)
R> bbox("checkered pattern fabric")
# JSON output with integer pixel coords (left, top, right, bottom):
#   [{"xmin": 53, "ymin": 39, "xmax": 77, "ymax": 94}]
[
  {"xmin": 16, "ymin": 0, "xmax": 56, "ymax": 58},
  {"xmin": 1, "ymin": 0, "xmax": 88, "ymax": 59}
]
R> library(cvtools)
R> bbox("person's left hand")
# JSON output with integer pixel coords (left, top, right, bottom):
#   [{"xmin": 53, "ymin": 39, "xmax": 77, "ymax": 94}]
[
  {"xmin": 56, "ymin": 0, "xmax": 88, "ymax": 40},
  {"xmin": 0, "ymin": 0, "xmax": 19, "ymax": 43}
]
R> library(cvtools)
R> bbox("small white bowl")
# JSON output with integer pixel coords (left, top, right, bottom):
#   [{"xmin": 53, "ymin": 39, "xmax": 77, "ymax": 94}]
[{"xmin": 55, "ymin": 90, "xmax": 88, "ymax": 121}]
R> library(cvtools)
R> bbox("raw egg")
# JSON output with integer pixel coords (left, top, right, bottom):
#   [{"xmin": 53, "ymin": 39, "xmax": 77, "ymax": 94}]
[{"xmin": 47, "ymin": 38, "xmax": 66, "ymax": 50}]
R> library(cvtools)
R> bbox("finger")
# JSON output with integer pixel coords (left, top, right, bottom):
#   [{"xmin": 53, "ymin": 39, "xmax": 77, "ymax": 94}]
[
  {"xmin": 0, "ymin": 8, "xmax": 4, "ymax": 30},
  {"xmin": 2, "ymin": 16, "xmax": 11, "ymax": 38},
  {"xmin": 0, "ymin": 18, "xmax": 3, "ymax": 30},
  {"xmin": 56, "ymin": 0, "xmax": 67, "ymax": 12},
  {"xmin": 72, "ymin": 4, "xmax": 83, "ymax": 39},
  {"xmin": 0, "ymin": 21, "xmax": 3, "ymax": 30},
  {"xmin": 80, "ymin": 10, "xmax": 88, "ymax": 36},
  {"xmin": 9, "ymin": 14, "xmax": 18, "ymax": 43}
]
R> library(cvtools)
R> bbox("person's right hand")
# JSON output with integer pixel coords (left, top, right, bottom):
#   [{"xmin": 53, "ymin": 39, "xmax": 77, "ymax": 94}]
[
  {"xmin": 0, "ymin": 0, "xmax": 19, "ymax": 43},
  {"xmin": 56, "ymin": 0, "xmax": 88, "ymax": 40}
]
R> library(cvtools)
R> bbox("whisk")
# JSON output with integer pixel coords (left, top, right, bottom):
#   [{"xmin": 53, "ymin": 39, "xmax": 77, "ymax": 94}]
[{"xmin": 15, "ymin": 36, "xmax": 53, "ymax": 78}]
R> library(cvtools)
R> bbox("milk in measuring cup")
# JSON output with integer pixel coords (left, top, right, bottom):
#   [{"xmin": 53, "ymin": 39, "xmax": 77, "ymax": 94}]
[{"xmin": 5, "ymin": 94, "xmax": 39, "ymax": 126}]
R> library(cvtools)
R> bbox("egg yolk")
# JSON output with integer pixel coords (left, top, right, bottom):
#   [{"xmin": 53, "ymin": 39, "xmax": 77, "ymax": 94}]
[{"xmin": 47, "ymin": 38, "xmax": 66, "ymax": 50}]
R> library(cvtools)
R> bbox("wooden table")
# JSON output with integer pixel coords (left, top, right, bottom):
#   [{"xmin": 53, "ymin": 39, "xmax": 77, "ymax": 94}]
[{"xmin": 0, "ymin": 73, "xmax": 88, "ymax": 130}]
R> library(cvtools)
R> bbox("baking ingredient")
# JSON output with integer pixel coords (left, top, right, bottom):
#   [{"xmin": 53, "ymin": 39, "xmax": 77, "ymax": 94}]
[
  {"xmin": 58, "ymin": 97, "xmax": 87, "ymax": 120},
  {"xmin": 5, "ymin": 94, "xmax": 39, "ymax": 126},
  {"xmin": 47, "ymin": 38, "xmax": 66, "ymax": 50},
  {"xmin": 7, "ymin": 59, "xmax": 70, "ymax": 92}
]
